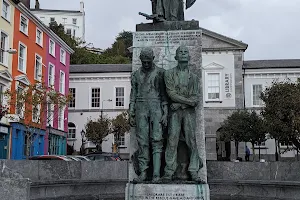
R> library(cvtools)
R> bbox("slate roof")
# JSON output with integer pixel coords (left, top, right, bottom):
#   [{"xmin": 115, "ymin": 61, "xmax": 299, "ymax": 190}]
[
  {"xmin": 243, "ymin": 59, "xmax": 300, "ymax": 69},
  {"xmin": 70, "ymin": 64, "xmax": 132, "ymax": 73},
  {"xmin": 30, "ymin": 9, "xmax": 81, "ymax": 13}
]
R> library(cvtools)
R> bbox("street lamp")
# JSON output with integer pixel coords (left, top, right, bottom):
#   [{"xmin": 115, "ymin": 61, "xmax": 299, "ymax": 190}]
[
  {"xmin": 1, "ymin": 48, "xmax": 17, "ymax": 54},
  {"xmin": 101, "ymin": 99, "xmax": 112, "ymax": 118}
]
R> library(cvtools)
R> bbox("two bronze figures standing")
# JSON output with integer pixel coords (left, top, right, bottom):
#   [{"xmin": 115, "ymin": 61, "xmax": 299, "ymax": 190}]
[{"xmin": 129, "ymin": 46, "xmax": 203, "ymax": 183}]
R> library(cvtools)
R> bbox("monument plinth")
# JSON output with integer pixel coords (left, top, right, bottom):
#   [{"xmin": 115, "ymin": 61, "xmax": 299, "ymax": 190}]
[{"xmin": 127, "ymin": 17, "xmax": 210, "ymax": 200}]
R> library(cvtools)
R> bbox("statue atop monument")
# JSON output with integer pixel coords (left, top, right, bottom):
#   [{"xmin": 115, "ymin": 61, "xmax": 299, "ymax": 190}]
[{"xmin": 139, "ymin": 0, "xmax": 197, "ymax": 22}]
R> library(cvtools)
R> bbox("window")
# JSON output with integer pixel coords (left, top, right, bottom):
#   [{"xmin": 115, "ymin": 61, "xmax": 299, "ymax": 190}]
[
  {"xmin": 47, "ymin": 103, "xmax": 53, "ymax": 127},
  {"xmin": 73, "ymin": 29, "xmax": 76, "ymax": 38},
  {"xmin": 36, "ymin": 28, "xmax": 43, "ymax": 46},
  {"xmin": 62, "ymin": 17, "xmax": 67, "ymax": 24},
  {"xmin": 115, "ymin": 134, "xmax": 125, "ymax": 146},
  {"xmin": 16, "ymin": 85, "xmax": 24, "ymax": 118},
  {"xmin": 60, "ymin": 48, "xmax": 66, "ymax": 64},
  {"xmin": 0, "ymin": 32, "xmax": 8, "ymax": 66},
  {"xmin": 280, "ymin": 141, "xmax": 293, "ymax": 147},
  {"xmin": 207, "ymin": 73, "xmax": 220, "ymax": 101},
  {"xmin": 50, "ymin": 17, "xmax": 55, "ymax": 22},
  {"xmin": 48, "ymin": 63, "xmax": 54, "ymax": 87},
  {"xmin": 32, "ymin": 104, "xmax": 41, "ymax": 123},
  {"xmin": 20, "ymin": 15, "xmax": 28, "ymax": 35},
  {"xmin": 252, "ymin": 84, "xmax": 263, "ymax": 106},
  {"xmin": 18, "ymin": 43, "xmax": 27, "ymax": 73},
  {"xmin": 66, "ymin": 29, "xmax": 71, "ymax": 36},
  {"xmin": 58, "ymin": 107, "xmax": 64, "ymax": 130},
  {"xmin": 34, "ymin": 54, "xmax": 42, "ymax": 81},
  {"xmin": 68, "ymin": 122, "xmax": 76, "ymax": 139},
  {"xmin": 72, "ymin": 18, "xmax": 77, "ymax": 25},
  {"xmin": 49, "ymin": 39, "xmax": 55, "ymax": 56},
  {"xmin": 254, "ymin": 141, "xmax": 265, "ymax": 146},
  {"xmin": 69, "ymin": 88, "xmax": 76, "ymax": 108},
  {"xmin": 115, "ymin": 87, "xmax": 124, "ymax": 107},
  {"xmin": 2, "ymin": 0, "xmax": 10, "ymax": 21},
  {"xmin": 59, "ymin": 71, "xmax": 65, "ymax": 94},
  {"xmin": 91, "ymin": 88, "xmax": 101, "ymax": 108}
]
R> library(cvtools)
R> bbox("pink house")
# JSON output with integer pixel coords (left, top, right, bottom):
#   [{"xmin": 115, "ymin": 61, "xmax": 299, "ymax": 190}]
[{"xmin": 44, "ymin": 34, "xmax": 72, "ymax": 155}]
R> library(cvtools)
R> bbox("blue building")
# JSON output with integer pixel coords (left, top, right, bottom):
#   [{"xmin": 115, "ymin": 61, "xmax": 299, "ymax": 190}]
[{"xmin": 10, "ymin": 122, "xmax": 45, "ymax": 160}]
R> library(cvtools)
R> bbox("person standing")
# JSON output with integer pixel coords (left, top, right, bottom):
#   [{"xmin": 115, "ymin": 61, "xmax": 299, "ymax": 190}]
[
  {"xmin": 129, "ymin": 47, "xmax": 168, "ymax": 182},
  {"xmin": 162, "ymin": 45, "xmax": 203, "ymax": 181},
  {"xmin": 245, "ymin": 146, "xmax": 250, "ymax": 161}
]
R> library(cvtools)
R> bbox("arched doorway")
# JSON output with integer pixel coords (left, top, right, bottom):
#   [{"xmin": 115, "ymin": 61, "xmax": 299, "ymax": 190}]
[{"xmin": 216, "ymin": 127, "xmax": 231, "ymax": 161}]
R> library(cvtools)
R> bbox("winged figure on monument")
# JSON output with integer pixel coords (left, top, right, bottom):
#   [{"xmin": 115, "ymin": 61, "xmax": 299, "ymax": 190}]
[{"xmin": 139, "ymin": 0, "xmax": 197, "ymax": 22}]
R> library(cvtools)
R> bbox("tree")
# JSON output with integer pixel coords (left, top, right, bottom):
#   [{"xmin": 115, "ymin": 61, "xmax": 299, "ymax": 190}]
[
  {"xmin": 84, "ymin": 116, "xmax": 111, "ymax": 152},
  {"xmin": 49, "ymin": 22, "xmax": 131, "ymax": 64},
  {"xmin": 4, "ymin": 82, "xmax": 71, "ymax": 158},
  {"xmin": 244, "ymin": 111, "xmax": 267, "ymax": 161},
  {"xmin": 103, "ymin": 31, "xmax": 133, "ymax": 59},
  {"xmin": 218, "ymin": 110, "xmax": 266, "ymax": 160},
  {"xmin": 261, "ymin": 79, "xmax": 300, "ymax": 159},
  {"xmin": 111, "ymin": 111, "xmax": 130, "ymax": 153}
]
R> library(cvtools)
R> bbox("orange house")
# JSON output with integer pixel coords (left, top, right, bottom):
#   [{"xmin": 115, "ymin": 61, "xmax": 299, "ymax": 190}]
[{"xmin": 10, "ymin": 7, "xmax": 47, "ymax": 159}]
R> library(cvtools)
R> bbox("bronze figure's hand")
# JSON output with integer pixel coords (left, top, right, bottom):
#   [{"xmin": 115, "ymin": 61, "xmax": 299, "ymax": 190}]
[
  {"xmin": 160, "ymin": 114, "xmax": 168, "ymax": 127},
  {"xmin": 129, "ymin": 116, "xmax": 136, "ymax": 127}
]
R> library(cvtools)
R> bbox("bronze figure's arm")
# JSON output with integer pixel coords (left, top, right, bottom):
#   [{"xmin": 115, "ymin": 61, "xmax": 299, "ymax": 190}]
[
  {"xmin": 129, "ymin": 72, "xmax": 137, "ymax": 126},
  {"xmin": 164, "ymin": 71, "xmax": 196, "ymax": 107}
]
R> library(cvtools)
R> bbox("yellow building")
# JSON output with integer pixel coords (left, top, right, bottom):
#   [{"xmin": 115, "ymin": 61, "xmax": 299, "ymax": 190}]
[{"xmin": 0, "ymin": 0, "xmax": 16, "ymax": 87}]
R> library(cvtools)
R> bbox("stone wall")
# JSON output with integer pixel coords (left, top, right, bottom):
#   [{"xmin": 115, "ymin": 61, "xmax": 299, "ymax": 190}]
[{"xmin": 1, "ymin": 160, "xmax": 300, "ymax": 199}]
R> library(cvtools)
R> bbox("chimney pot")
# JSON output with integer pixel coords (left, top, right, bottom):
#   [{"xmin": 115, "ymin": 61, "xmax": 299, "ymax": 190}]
[
  {"xmin": 20, "ymin": 0, "xmax": 30, "ymax": 9},
  {"xmin": 80, "ymin": 1, "xmax": 84, "ymax": 13},
  {"xmin": 35, "ymin": 0, "xmax": 40, "ymax": 10}
]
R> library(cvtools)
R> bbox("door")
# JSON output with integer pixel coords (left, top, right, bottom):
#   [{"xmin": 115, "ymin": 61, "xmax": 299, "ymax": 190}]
[{"xmin": 0, "ymin": 133, "xmax": 8, "ymax": 159}]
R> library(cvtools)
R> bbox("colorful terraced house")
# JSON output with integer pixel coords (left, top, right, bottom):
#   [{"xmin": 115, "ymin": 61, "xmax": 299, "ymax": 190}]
[{"xmin": 0, "ymin": 0, "xmax": 73, "ymax": 159}]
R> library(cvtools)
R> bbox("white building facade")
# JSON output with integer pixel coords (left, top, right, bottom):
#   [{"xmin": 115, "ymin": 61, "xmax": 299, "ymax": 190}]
[
  {"xmin": 67, "ymin": 64, "xmax": 131, "ymax": 159},
  {"xmin": 244, "ymin": 60, "xmax": 300, "ymax": 161},
  {"xmin": 67, "ymin": 28, "xmax": 249, "ymax": 160},
  {"xmin": 30, "ymin": 1, "xmax": 85, "ymax": 41}
]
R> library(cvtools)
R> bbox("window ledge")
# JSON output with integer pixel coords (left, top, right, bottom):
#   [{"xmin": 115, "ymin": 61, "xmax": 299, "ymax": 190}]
[
  {"xmin": 20, "ymin": 30, "xmax": 28, "ymax": 37},
  {"xmin": 1, "ymin": 16, "xmax": 11, "ymax": 24},
  {"xmin": 0, "ymin": 63, "xmax": 8, "ymax": 68},
  {"xmin": 205, "ymin": 101, "xmax": 223, "ymax": 103},
  {"xmin": 36, "ymin": 42, "xmax": 43, "ymax": 48},
  {"xmin": 17, "ymin": 69, "xmax": 26, "ymax": 75},
  {"xmin": 254, "ymin": 147, "xmax": 268, "ymax": 149}
]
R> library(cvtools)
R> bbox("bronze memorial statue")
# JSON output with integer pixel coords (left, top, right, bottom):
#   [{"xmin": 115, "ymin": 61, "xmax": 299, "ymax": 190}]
[
  {"xmin": 130, "ymin": 46, "xmax": 203, "ymax": 183},
  {"xmin": 129, "ymin": 47, "xmax": 168, "ymax": 182},
  {"xmin": 162, "ymin": 45, "xmax": 203, "ymax": 181},
  {"xmin": 139, "ymin": 0, "xmax": 197, "ymax": 22}
]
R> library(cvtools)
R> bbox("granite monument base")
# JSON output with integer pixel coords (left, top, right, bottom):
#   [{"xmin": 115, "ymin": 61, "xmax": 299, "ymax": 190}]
[{"xmin": 126, "ymin": 183, "xmax": 210, "ymax": 200}]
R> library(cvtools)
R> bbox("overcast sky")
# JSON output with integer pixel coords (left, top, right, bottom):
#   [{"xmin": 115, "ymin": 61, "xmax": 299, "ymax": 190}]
[{"xmin": 31, "ymin": 0, "xmax": 300, "ymax": 60}]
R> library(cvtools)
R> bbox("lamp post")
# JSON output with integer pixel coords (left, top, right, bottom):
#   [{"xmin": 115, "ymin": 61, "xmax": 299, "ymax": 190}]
[{"xmin": 101, "ymin": 99, "xmax": 112, "ymax": 119}]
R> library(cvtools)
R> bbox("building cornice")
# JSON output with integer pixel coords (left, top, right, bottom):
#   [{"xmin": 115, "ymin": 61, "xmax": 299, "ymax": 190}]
[
  {"xmin": 17, "ymin": 3, "xmax": 74, "ymax": 54},
  {"xmin": 69, "ymin": 76, "xmax": 130, "ymax": 83}
]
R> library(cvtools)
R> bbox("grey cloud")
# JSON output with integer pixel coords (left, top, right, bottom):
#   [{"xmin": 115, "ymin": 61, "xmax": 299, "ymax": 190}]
[{"xmin": 32, "ymin": 0, "xmax": 300, "ymax": 60}]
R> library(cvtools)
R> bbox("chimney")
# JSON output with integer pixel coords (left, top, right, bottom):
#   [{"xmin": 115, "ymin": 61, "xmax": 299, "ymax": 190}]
[
  {"xmin": 35, "ymin": 0, "xmax": 40, "ymax": 9},
  {"xmin": 20, "ymin": 0, "xmax": 30, "ymax": 9},
  {"xmin": 80, "ymin": 1, "xmax": 84, "ymax": 13}
]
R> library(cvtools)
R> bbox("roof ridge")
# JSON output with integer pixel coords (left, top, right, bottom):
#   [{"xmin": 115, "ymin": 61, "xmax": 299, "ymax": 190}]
[{"xmin": 200, "ymin": 27, "xmax": 248, "ymax": 48}]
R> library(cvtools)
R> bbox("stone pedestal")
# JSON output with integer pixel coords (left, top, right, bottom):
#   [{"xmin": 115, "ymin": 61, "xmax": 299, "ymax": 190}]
[{"xmin": 126, "ymin": 183, "xmax": 210, "ymax": 200}]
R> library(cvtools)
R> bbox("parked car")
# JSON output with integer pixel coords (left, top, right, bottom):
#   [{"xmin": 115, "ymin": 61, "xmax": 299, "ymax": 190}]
[
  {"xmin": 28, "ymin": 155, "xmax": 72, "ymax": 161},
  {"xmin": 65, "ymin": 156, "xmax": 81, "ymax": 161},
  {"xmin": 85, "ymin": 153, "xmax": 122, "ymax": 161},
  {"xmin": 73, "ymin": 156, "xmax": 91, "ymax": 161}
]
